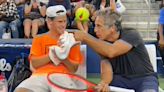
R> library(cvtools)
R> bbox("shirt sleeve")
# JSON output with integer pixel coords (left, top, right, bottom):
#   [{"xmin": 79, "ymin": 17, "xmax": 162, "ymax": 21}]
[
  {"xmin": 68, "ymin": 45, "xmax": 84, "ymax": 64},
  {"xmin": 120, "ymin": 29, "xmax": 143, "ymax": 47},
  {"xmin": 29, "ymin": 37, "xmax": 43, "ymax": 60}
]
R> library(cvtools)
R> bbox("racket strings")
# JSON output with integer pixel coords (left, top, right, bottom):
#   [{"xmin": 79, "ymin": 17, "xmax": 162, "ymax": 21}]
[
  {"xmin": 50, "ymin": 74, "xmax": 77, "ymax": 89},
  {"xmin": 48, "ymin": 73, "xmax": 96, "ymax": 91}
]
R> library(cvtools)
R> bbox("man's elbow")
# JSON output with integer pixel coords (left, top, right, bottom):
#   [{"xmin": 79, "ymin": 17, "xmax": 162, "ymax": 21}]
[
  {"xmin": 30, "ymin": 59, "xmax": 40, "ymax": 69},
  {"xmin": 30, "ymin": 62, "xmax": 36, "ymax": 72},
  {"xmin": 31, "ymin": 61, "xmax": 37, "ymax": 69},
  {"xmin": 107, "ymin": 52, "xmax": 117, "ymax": 58}
]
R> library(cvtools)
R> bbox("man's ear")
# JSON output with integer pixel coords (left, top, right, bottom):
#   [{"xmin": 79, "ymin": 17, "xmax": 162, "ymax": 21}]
[
  {"xmin": 46, "ymin": 19, "xmax": 53, "ymax": 29},
  {"xmin": 48, "ymin": 20, "xmax": 53, "ymax": 26}
]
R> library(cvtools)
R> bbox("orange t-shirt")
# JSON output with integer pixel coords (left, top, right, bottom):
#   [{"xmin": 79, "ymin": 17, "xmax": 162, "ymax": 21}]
[{"xmin": 29, "ymin": 33, "xmax": 83, "ymax": 75}]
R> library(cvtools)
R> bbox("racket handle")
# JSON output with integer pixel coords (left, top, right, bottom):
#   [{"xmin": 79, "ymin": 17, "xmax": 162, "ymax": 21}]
[
  {"xmin": 87, "ymin": 87, "xmax": 96, "ymax": 92},
  {"xmin": 87, "ymin": 89, "xmax": 94, "ymax": 92}
]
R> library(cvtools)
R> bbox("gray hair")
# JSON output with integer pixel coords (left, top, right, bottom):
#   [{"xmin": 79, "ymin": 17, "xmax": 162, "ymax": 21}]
[{"xmin": 96, "ymin": 9, "xmax": 122, "ymax": 28}]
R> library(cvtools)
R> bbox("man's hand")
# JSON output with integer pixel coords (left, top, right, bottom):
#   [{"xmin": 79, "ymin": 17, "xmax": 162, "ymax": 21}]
[
  {"xmin": 159, "ymin": 39, "xmax": 164, "ymax": 49},
  {"xmin": 74, "ymin": 31, "xmax": 87, "ymax": 42},
  {"xmin": 57, "ymin": 31, "xmax": 81, "ymax": 60},
  {"xmin": 95, "ymin": 81, "xmax": 110, "ymax": 92},
  {"xmin": 49, "ymin": 46, "xmax": 62, "ymax": 66},
  {"xmin": 58, "ymin": 31, "xmax": 69, "ymax": 48}
]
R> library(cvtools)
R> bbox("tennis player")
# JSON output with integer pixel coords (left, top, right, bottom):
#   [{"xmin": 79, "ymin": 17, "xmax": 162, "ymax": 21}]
[{"xmin": 15, "ymin": 5, "xmax": 83, "ymax": 92}]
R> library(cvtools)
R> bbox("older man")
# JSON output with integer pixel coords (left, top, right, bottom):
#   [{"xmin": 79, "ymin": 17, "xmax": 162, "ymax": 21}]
[{"xmin": 74, "ymin": 9, "xmax": 158, "ymax": 92}]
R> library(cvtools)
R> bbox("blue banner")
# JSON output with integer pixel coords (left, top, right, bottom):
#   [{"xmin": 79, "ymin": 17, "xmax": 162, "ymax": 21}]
[{"xmin": 0, "ymin": 43, "xmax": 30, "ymax": 79}]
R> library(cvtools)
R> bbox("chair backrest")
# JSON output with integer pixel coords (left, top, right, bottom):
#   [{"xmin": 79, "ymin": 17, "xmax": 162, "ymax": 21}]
[
  {"xmin": 145, "ymin": 44, "xmax": 157, "ymax": 72},
  {"xmin": 75, "ymin": 45, "xmax": 87, "ymax": 78}
]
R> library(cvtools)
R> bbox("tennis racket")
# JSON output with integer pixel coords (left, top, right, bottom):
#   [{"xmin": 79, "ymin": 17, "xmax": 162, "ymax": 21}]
[
  {"xmin": 47, "ymin": 72, "xmax": 96, "ymax": 92},
  {"xmin": 47, "ymin": 72, "xmax": 135, "ymax": 92}
]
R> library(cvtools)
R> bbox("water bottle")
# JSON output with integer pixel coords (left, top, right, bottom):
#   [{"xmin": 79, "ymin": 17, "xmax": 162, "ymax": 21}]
[{"xmin": 0, "ymin": 72, "xmax": 8, "ymax": 92}]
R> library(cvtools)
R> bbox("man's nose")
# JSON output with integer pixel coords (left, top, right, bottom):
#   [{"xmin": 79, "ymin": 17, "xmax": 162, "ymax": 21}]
[
  {"xmin": 61, "ymin": 22, "xmax": 65, "ymax": 27},
  {"xmin": 94, "ymin": 28, "xmax": 98, "ymax": 32},
  {"xmin": 62, "ymin": 21, "xmax": 67, "ymax": 25}
]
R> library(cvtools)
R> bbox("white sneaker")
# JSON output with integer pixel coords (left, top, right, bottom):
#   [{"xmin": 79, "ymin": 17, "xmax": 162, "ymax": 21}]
[{"xmin": 2, "ymin": 32, "xmax": 11, "ymax": 39}]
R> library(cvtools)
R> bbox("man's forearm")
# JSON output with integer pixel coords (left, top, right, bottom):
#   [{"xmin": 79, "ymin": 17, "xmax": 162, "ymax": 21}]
[
  {"xmin": 101, "ymin": 59, "xmax": 113, "ymax": 84},
  {"xmin": 83, "ymin": 34, "xmax": 113, "ymax": 57},
  {"xmin": 77, "ymin": 21, "xmax": 85, "ymax": 31},
  {"xmin": 31, "ymin": 54, "xmax": 51, "ymax": 69},
  {"xmin": 63, "ymin": 59, "xmax": 78, "ymax": 73}
]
